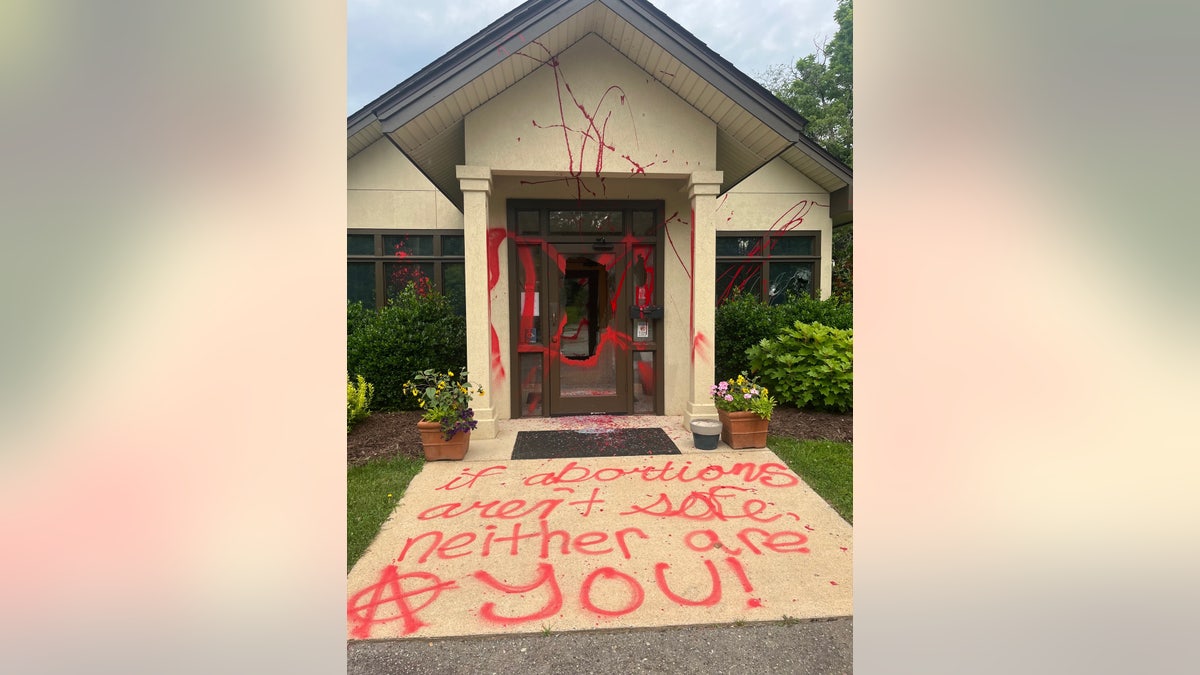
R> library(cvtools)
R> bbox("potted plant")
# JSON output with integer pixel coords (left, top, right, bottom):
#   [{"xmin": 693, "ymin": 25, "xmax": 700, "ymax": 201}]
[
  {"xmin": 405, "ymin": 368, "xmax": 485, "ymax": 461},
  {"xmin": 711, "ymin": 372, "xmax": 776, "ymax": 449}
]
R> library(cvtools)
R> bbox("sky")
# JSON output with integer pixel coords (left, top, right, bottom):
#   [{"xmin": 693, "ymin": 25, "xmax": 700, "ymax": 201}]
[{"xmin": 348, "ymin": 0, "xmax": 839, "ymax": 115}]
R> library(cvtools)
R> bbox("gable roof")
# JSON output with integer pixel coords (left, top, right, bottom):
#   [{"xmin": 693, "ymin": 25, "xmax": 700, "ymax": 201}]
[{"xmin": 349, "ymin": 0, "xmax": 852, "ymax": 209}]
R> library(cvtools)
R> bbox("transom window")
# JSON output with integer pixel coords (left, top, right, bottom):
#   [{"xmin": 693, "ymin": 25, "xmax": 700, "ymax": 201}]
[
  {"xmin": 715, "ymin": 232, "xmax": 820, "ymax": 305},
  {"xmin": 347, "ymin": 230, "xmax": 466, "ymax": 315}
]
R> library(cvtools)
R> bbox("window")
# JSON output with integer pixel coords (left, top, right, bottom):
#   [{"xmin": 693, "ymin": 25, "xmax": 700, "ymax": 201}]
[
  {"xmin": 715, "ymin": 232, "xmax": 819, "ymax": 305},
  {"xmin": 347, "ymin": 230, "xmax": 466, "ymax": 315}
]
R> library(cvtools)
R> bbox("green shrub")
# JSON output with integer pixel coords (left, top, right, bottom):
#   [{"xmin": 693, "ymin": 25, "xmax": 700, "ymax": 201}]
[
  {"xmin": 774, "ymin": 292, "xmax": 853, "ymax": 331},
  {"xmin": 347, "ymin": 283, "xmax": 467, "ymax": 410},
  {"xmin": 715, "ymin": 292, "xmax": 853, "ymax": 377},
  {"xmin": 347, "ymin": 373, "xmax": 374, "ymax": 432},
  {"xmin": 347, "ymin": 300, "xmax": 373, "ymax": 335},
  {"xmin": 747, "ymin": 321, "xmax": 853, "ymax": 412},
  {"xmin": 714, "ymin": 292, "xmax": 778, "ymax": 378}
]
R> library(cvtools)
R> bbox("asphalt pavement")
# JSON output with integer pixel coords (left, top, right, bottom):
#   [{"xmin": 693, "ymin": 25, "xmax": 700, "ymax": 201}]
[{"xmin": 347, "ymin": 617, "xmax": 852, "ymax": 674}]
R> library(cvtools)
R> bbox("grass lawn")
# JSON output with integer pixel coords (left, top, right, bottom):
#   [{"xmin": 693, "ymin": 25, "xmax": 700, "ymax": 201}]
[
  {"xmin": 767, "ymin": 436, "xmax": 853, "ymax": 523},
  {"xmin": 347, "ymin": 455, "xmax": 424, "ymax": 572}
]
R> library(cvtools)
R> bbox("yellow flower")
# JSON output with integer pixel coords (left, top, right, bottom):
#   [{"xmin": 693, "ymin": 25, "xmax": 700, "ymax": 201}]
[{"xmin": 479, "ymin": 389, "xmax": 485, "ymax": 395}]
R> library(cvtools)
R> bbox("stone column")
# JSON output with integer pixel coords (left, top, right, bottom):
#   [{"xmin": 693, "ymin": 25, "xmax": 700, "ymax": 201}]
[
  {"xmin": 457, "ymin": 165, "xmax": 497, "ymax": 439},
  {"xmin": 684, "ymin": 171, "xmax": 724, "ymax": 427}
]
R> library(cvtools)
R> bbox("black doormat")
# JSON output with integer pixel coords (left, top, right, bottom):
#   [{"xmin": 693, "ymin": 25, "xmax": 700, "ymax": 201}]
[{"xmin": 511, "ymin": 427, "xmax": 681, "ymax": 460}]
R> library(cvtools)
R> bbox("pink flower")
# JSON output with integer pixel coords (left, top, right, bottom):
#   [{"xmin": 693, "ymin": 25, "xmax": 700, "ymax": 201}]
[
  {"xmin": 724, "ymin": 394, "xmax": 733, "ymax": 401},
  {"xmin": 750, "ymin": 388, "xmax": 758, "ymax": 395},
  {"xmin": 743, "ymin": 393, "xmax": 751, "ymax": 399}
]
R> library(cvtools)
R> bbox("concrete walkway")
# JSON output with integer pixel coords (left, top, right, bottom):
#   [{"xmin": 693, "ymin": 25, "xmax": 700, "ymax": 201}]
[{"xmin": 347, "ymin": 415, "xmax": 852, "ymax": 641}]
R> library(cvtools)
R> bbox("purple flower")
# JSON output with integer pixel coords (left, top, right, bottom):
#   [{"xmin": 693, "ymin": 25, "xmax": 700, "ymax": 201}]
[
  {"xmin": 718, "ymin": 382, "xmax": 729, "ymax": 391},
  {"xmin": 724, "ymin": 394, "xmax": 733, "ymax": 401}
]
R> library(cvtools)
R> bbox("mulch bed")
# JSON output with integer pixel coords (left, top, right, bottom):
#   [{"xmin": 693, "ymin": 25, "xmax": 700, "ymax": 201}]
[{"xmin": 347, "ymin": 407, "xmax": 852, "ymax": 467}]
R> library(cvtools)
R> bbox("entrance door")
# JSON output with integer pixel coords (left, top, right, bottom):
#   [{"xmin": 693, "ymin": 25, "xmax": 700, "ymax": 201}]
[
  {"xmin": 508, "ymin": 201, "xmax": 663, "ymax": 418},
  {"xmin": 546, "ymin": 244, "xmax": 629, "ymax": 415}
]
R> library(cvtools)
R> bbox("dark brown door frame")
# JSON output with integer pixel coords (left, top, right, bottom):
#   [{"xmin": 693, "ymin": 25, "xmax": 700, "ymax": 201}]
[{"xmin": 506, "ymin": 200, "xmax": 665, "ymax": 418}]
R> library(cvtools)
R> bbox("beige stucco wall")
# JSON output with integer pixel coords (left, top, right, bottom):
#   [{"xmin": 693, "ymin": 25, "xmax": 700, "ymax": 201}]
[
  {"xmin": 347, "ymin": 40, "xmax": 836, "ymax": 420},
  {"xmin": 721, "ymin": 158, "xmax": 833, "ymax": 298},
  {"xmin": 348, "ymin": 139, "xmax": 464, "ymax": 230},
  {"xmin": 465, "ymin": 34, "xmax": 716, "ymax": 177}
]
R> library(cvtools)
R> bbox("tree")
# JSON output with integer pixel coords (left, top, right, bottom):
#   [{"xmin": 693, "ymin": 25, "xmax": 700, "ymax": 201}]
[
  {"xmin": 762, "ymin": 0, "xmax": 853, "ymax": 167},
  {"xmin": 761, "ymin": 0, "xmax": 853, "ymax": 301}
]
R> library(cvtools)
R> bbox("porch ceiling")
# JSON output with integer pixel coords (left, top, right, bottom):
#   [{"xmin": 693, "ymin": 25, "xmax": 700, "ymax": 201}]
[{"xmin": 348, "ymin": 0, "xmax": 851, "ymax": 210}]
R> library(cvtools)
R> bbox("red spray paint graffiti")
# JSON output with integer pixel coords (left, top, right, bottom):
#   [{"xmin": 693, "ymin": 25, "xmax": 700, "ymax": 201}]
[
  {"xmin": 348, "ymin": 459, "xmax": 847, "ymax": 639},
  {"xmin": 716, "ymin": 200, "xmax": 831, "ymax": 305}
]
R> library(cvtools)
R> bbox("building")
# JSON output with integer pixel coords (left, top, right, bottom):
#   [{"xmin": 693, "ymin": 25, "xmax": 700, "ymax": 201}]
[{"xmin": 347, "ymin": 0, "xmax": 852, "ymax": 437}]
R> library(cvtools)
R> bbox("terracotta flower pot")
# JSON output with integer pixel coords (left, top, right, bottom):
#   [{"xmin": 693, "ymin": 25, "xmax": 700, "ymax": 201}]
[
  {"xmin": 717, "ymin": 409, "xmax": 769, "ymax": 449},
  {"xmin": 417, "ymin": 420, "xmax": 471, "ymax": 461}
]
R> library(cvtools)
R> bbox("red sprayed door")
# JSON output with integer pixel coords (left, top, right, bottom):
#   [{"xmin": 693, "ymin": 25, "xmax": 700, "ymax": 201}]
[
  {"xmin": 546, "ymin": 244, "xmax": 630, "ymax": 415},
  {"xmin": 508, "ymin": 201, "xmax": 663, "ymax": 418}
]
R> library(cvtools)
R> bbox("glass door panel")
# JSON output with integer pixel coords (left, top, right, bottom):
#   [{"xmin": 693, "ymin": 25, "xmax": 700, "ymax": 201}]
[{"xmin": 547, "ymin": 244, "xmax": 629, "ymax": 415}]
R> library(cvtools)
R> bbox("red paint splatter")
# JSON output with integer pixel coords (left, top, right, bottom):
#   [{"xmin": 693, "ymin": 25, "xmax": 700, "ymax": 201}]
[
  {"xmin": 747, "ymin": 598, "xmax": 763, "ymax": 608},
  {"xmin": 472, "ymin": 563, "xmax": 563, "ymax": 626},
  {"xmin": 580, "ymin": 567, "xmax": 644, "ymax": 617},
  {"xmin": 691, "ymin": 332, "xmax": 708, "ymax": 365},
  {"xmin": 490, "ymin": 325, "xmax": 506, "ymax": 382},
  {"xmin": 839, "ymin": 546, "xmax": 848, "ymax": 552},
  {"xmin": 803, "ymin": 525, "xmax": 815, "ymax": 531},
  {"xmin": 486, "ymin": 227, "xmax": 508, "ymax": 293},
  {"xmin": 347, "ymin": 566, "xmax": 458, "ymax": 638},
  {"xmin": 830, "ymin": 581, "xmax": 838, "ymax": 586}
]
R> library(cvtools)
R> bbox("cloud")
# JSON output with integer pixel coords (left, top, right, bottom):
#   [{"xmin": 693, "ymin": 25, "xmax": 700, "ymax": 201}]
[{"xmin": 348, "ymin": 0, "xmax": 839, "ymax": 114}]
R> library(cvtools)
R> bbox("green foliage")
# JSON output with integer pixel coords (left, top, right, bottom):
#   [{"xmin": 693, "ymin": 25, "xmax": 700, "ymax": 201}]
[
  {"xmin": 346, "ymin": 283, "xmax": 467, "ymax": 410},
  {"xmin": 747, "ymin": 321, "xmax": 853, "ymax": 412},
  {"xmin": 831, "ymin": 225, "xmax": 853, "ymax": 302},
  {"xmin": 711, "ymin": 372, "xmax": 776, "ymax": 421},
  {"xmin": 767, "ymin": 436, "xmax": 853, "ymax": 522},
  {"xmin": 714, "ymin": 292, "xmax": 778, "ymax": 378},
  {"xmin": 347, "ymin": 300, "xmax": 373, "ymax": 335},
  {"xmin": 715, "ymin": 292, "xmax": 852, "ymax": 377},
  {"xmin": 346, "ymin": 373, "xmax": 374, "ymax": 433},
  {"xmin": 404, "ymin": 368, "xmax": 485, "ymax": 439},
  {"xmin": 347, "ymin": 455, "xmax": 425, "ymax": 571},
  {"xmin": 775, "ymin": 292, "xmax": 853, "ymax": 331},
  {"xmin": 760, "ymin": 0, "xmax": 853, "ymax": 166}
]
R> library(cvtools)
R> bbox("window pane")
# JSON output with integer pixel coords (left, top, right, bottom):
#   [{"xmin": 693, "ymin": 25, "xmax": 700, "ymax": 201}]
[
  {"xmin": 548, "ymin": 210, "xmax": 623, "ymax": 234},
  {"xmin": 517, "ymin": 210, "xmax": 540, "ymax": 235},
  {"xmin": 630, "ymin": 210, "xmax": 656, "ymax": 236},
  {"xmin": 769, "ymin": 236, "xmax": 813, "ymax": 256},
  {"xmin": 348, "ymin": 234, "xmax": 374, "ymax": 255},
  {"xmin": 382, "ymin": 234, "xmax": 434, "ymax": 257},
  {"xmin": 348, "ymin": 262, "xmax": 376, "ymax": 307},
  {"xmin": 633, "ymin": 352, "xmax": 655, "ymax": 413},
  {"xmin": 767, "ymin": 261, "xmax": 814, "ymax": 304},
  {"xmin": 441, "ymin": 235, "xmax": 464, "ymax": 257},
  {"xmin": 716, "ymin": 262, "xmax": 762, "ymax": 304},
  {"xmin": 442, "ymin": 262, "xmax": 466, "ymax": 316},
  {"xmin": 515, "ymin": 245, "xmax": 542, "ymax": 344},
  {"xmin": 384, "ymin": 262, "xmax": 435, "ymax": 299},
  {"xmin": 518, "ymin": 353, "xmax": 543, "ymax": 417},
  {"xmin": 716, "ymin": 236, "xmax": 762, "ymax": 257}
]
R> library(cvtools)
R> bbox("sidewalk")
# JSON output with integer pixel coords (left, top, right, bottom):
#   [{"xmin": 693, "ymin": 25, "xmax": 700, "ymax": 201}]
[{"xmin": 347, "ymin": 415, "xmax": 853, "ymax": 641}]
